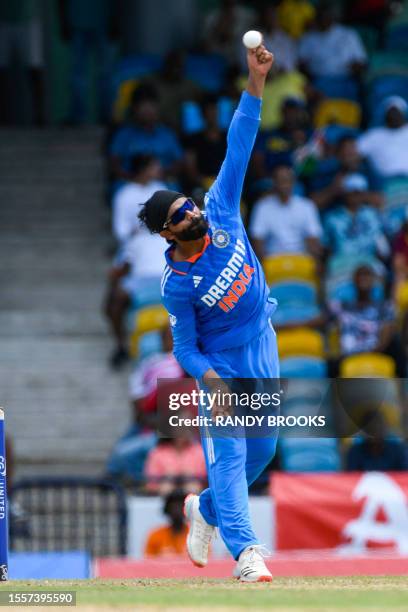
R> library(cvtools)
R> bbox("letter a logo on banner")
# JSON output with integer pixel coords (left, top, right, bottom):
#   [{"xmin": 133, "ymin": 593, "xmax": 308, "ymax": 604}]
[{"xmin": 338, "ymin": 472, "xmax": 408, "ymax": 554}]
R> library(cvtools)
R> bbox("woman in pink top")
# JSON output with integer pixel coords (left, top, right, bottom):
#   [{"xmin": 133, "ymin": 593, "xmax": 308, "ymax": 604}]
[{"xmin": 144, "ymin": 434, "xmax": 206, "ymax": 495}]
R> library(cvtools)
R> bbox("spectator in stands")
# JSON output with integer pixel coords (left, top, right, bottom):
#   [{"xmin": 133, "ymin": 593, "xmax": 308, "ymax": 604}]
[
  {"xmin": 144, "ymin": 430, "xmax": 206, "ymax": 495},
  {"xmin": 250, "ymin": 164, "xmax": 322, "ymax": 260},
  {"xmin": 357, "ymin": 97, "xmax": 408, "ymax": 180},
  {"xmin": 391, "ymin": 220, "xmax": 408, "ymax": 346},
  {"xmin": 59, "ymin": 0, "xmax": 118, "ymax": 124},
  {"xmin": 298, "ymin": 2, "xmax": 367, "ymax": 79},
  {"xmin": 142, "ymin": 50, "xmax": 201, "ymax": 132},
  {"xmin": 201, "ymin": 0, "xmax": 256, "ymax": 65},
  {"xmin": 329, "ymin": 265, "xmax": 406, "ymax": 377},
  {"xmin": 277, "ymin": 0, "xmax": 316, "ymax": 39},
  {"xmin": 105, "ymin": 177, "xmax": 168, "ymax": 367},
  {"xmin": 106, "ymin": 326, "xmax": 184, "ymax": 482},
  {"xmin": 112, "ymin": 154, "xmax": 165, "ymax": 245},
  {"xmin": 252, "ymin": 97, "xmax": 310, "ymax": 178},
  {"xmin": 182, "ymin": 93, "xmax": 227, "ymax": 192},
  {"xmin": 346, "ymin": 411, "xmax": 408, "ymax": 471},
  {"xmin": 108, "ymin": 85, "xmax": 183, "ymax": 188},
  {"xmin": 392, "ymin": 220, "xmax": 408, "ymax": 290},
  {"xmin": 308, "ymin": 135, "xmax": 383, "ymax": 212},
  {"xmin": 128, "ymin": 325, "xmax": 184, "ymax": 430},
  {"xmin": 323, "ymin": 174, "xmax": 389, "ymax": 259},
  {"xmin": 144, "ymin": 490, "xmax": 188, "ymax": 557},
  {"xmin": 0, "ymin": 0, "xmax": 45, "ymax": 125}
]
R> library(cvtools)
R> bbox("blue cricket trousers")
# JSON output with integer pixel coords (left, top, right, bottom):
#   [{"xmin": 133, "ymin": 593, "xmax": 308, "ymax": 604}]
[{"xmin": 198, "ymin": 320, "xmax": 279, "ymax": 560}]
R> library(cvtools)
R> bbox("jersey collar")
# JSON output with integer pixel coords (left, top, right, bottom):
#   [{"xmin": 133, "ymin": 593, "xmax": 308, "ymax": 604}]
[{"xmin": 165, "ymin": 231, "xmax": 212, "ymax": 275}]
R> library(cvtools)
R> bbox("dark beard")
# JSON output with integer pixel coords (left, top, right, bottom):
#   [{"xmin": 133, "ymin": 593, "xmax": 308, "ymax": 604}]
[{"xmin": 176, "ymin": 215, "xmax": 209, "ymax": 241}]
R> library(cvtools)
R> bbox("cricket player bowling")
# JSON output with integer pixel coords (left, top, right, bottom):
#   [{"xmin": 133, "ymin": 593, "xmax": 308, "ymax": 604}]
[{"xmin": 138, "ymin": 42, "xmax": 279, "ymax": 582}]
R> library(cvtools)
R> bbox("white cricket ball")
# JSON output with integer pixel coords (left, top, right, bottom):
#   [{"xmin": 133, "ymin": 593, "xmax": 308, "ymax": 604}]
[{"xmin": 242, "ymin": 30, "xmax": 262, "ymax": 49}]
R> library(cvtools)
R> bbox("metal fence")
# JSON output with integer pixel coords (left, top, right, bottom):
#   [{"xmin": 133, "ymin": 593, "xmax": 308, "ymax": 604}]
[{"xmin": 10, "ymin": 477, "xmax": 127, "ymax": 556}]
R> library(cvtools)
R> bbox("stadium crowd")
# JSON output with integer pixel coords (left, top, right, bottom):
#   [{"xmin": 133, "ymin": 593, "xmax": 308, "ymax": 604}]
[
  {"xmin": 99, "ymin": 0, "xmax": 408, "ymax": 503},
  {"xmin": 6, "ymin": 0, "xmax": 408, "ymax": 543}
]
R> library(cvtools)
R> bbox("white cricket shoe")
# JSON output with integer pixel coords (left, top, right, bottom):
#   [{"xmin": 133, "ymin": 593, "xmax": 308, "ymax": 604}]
[
  {"xmin": 235, "ymin": 545, "xmax": 273, "ymax": 582},
  {"xmin": 184, "ymin": 494, "xmax": 215, "ymax": 567}
]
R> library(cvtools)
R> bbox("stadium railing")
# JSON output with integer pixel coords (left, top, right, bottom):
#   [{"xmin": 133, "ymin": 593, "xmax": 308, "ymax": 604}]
[{"xmin": 10, "ymin": 477, "xmax": 127, "ymax": 557}]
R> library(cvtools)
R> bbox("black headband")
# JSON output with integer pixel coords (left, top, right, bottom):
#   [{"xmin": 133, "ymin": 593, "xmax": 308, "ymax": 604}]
[{"xmin": 141, "ymin": 190, "xmax": 184, "ymax": 233}]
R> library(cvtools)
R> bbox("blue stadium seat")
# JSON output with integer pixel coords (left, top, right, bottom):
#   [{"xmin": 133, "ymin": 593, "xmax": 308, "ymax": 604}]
[
  {"xmin": 327, "ymin": 279, "xmax": 384, "ymax": 303},
  {"xmin": 280, "ymin": 357, "xmax": 327, "ymax": 378},
  {"xmin": 138, "ymin": 331, "xmax": 163, "ymax": 360},
  {"xmin": 313, "ymin": 76, "xmax": 359, "ymax": 101},
  {"xmin": 367, "ymin": 51, "xmax": 408, "ymax": 80},
  {"xmin": 270, "ymin": 281, "xmax": 317, "ymax": 306},
  {"xmin": 181, "ymin": 97, "xmax": 234, "ymax": 134},
  {"xmin": 185, "ymin": 54, "xmax": 227, "ymax": 92},
  {"xmin": 131, "ymin": 279, "xmax": 162, "ymax": 309},
  {"xmin": 279, "ymin": 438, "xmax": 341, "ymax": 472},
  {"xmin": 181, "ymin": 101, "xmax": 205, "ymax": 134},
  {"xmin": 273, "ymin": 305, "xmax": 321, "ymax": 326},
  {"xmin": 270, "ymin": 281, "xmax": 320, "ymax": 326}
]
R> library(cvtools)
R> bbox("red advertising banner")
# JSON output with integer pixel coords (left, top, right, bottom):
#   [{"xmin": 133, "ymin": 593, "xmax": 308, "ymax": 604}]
[{"xmin": 272, "ymin": 472, "xmax": 408, "ymax": 553}]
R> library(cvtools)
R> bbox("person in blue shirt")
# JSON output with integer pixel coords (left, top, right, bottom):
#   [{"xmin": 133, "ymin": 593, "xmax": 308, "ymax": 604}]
[
  {"xmin": 138, "ymin": 43, "xmax": 278, "ymax": 582},
  {"xmin": 323, "ymin": 173, "xmax": 389, "ymax": 260},
  {"xmin": 109, "ymin": 85, "xmax": 183, "ymax": 193}
]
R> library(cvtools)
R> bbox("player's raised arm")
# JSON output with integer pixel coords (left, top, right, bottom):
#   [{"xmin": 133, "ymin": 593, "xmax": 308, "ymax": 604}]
[{"xmin": 207, "ymin": 40, "xmax": 274, "ymax": 214}]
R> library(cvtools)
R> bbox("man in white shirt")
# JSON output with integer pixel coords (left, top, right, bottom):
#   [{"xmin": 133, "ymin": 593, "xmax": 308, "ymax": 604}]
[
  {"xmin": 106, "ymin": 154, "xmax": 167, "ymax": 368},
  {"xmin": 250, "ymin": 164, "xmax": 322, "ymax": 260},
  {"xmin": 112, "ymin": 154, "xmax": 165, "ymax": 244},
  {"xmin": 357, "ymin": 97, "xmax": 408, "ymax": 179},
  {"xmin": 298, "ymin": 3, "xmax": 366, "ymax": 78}
]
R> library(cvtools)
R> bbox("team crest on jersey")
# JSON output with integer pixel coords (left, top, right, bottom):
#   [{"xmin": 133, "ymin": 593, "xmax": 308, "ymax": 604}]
[{"xmin": 212, "ymin": 228, "xmax": 230, "ymax": 248}]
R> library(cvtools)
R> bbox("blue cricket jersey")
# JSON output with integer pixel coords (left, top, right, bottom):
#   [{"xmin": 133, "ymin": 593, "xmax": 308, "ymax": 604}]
[{"xmin": 161, "ymin": 91, "xmax": 277, "ymax": 379}]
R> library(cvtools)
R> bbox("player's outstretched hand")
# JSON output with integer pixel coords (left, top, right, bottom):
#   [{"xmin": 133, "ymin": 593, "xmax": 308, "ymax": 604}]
[{"xmin": 247, "ymin": 44, "xmax": 274, "ymax": 78}]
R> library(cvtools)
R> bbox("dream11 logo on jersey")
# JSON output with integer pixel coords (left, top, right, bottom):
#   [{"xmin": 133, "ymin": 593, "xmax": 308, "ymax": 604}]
[{"xmin": 200, "ymin": 239, "xmax": 255, "ymax": 312}]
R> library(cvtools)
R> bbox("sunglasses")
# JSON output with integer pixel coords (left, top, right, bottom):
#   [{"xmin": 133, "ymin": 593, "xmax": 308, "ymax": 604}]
[{"xmin": 163, "ymin": 198, "xmax": 195, "ymax": 229}]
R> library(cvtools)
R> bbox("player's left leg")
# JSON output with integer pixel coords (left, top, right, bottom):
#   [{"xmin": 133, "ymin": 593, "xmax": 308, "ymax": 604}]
[{"xmin": 186, "ymin": 320, "xmax": 279, "ymax": 575}]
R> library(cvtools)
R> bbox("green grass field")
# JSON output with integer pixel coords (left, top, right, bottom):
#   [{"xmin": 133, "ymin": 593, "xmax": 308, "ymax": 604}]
[{"xmin": 1, "ymin": 577, "xmax": 408, "ymax": 610}]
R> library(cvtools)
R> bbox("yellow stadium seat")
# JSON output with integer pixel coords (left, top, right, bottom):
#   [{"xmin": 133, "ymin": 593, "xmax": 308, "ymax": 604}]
[
  {"xmin": 202, "ymin": 176, "xmax": 215, "ymax": 191},
  {"xmin": 277, "ymin": 328, "xmax": 324, "ymax": 359},
  {"xmin": 327, "ymin": 324, "xmax": 340, "ymax": 359},
  {"xmin": 113, "ymin": 79, "xmax": 139, "ymax": 122},
  {"xmin": 340, "ymin": 353, "xmax": 396, "ymax": 378},
  {"xmin": 314, "ymin": 99, "xmax": 362, "ymax": 129},
  {"xmin": 395, "ymin": 280, "xmax": 408, "ymax": 315},
  {"xmin": 129, "ymin": 305, "xmax": 168, "ymax": 357},
  {"xmin": 262, "ymin": 254, "xmax": 317, "ymax": 286}
]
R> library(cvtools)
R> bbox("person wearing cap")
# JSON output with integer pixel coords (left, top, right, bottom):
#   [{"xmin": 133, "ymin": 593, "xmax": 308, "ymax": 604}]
[
  {"xmin": 323, "ymin": 173, "xmax": 389, "ymax": 259},
  {"xmin": 138, "ymin": 43, "xmax": 277, "ymax": 582},
  {"xmin": 357, "ymin": 96, "xmax": 408, "ymax": 179}
]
